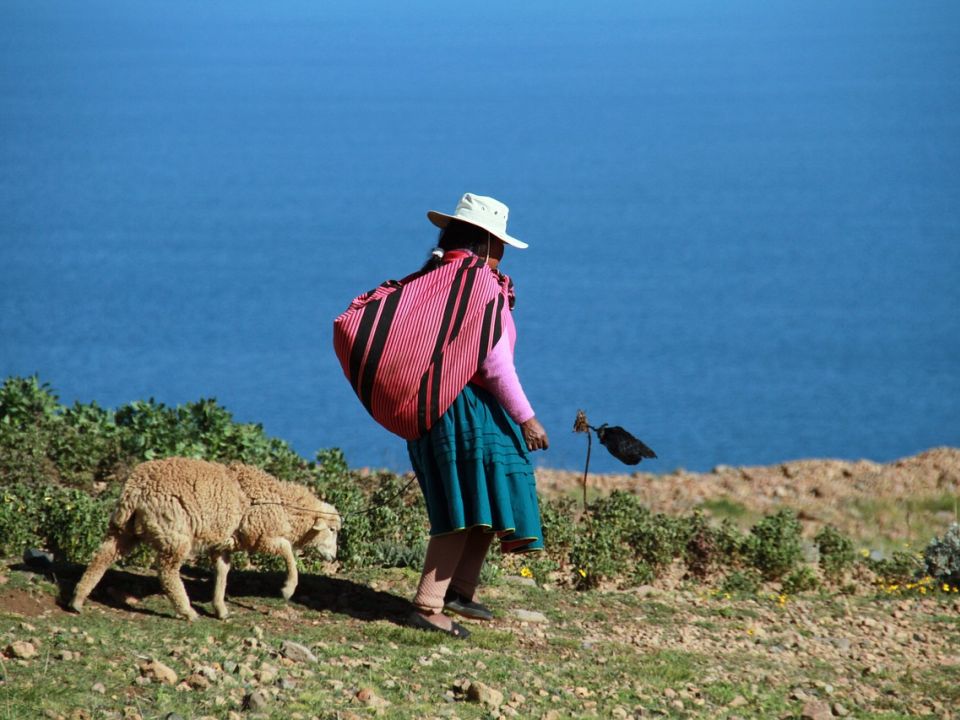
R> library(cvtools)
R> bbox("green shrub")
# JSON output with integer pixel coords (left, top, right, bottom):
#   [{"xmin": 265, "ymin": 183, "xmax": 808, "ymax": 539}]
[
  {"xmin": 782, "ymin": 565, "xmax": 819, "ymax": 595},
  {"xmin": 683, "ymin": 511, "xmax": 725, "ymax": 578},
  {"xmin": 309, "ymin": 450, "xmax": 427, "ymax": 570},
  {"xmin": 866, "ymin": 550, "xmax": 924, "ymax": 585},
  {"xmin": 720, "ymin": 568, "xmax": 762, "ymax": 596},
  {"xmin": 923, "ymin": 523, "xmax": 960, "ymax": 587},
  {"xmin": 570, "ymin": 493, "xmax": 639, "ymax": 589},
  {"xmin": 49, "ymin": 402, "xmax": 124, "ymax": 489},
  {"xmin": 570, "ymin": 492, "xmax": 686, "ymax": 589},
  {"xmin": 715, "ymin": 518, "xmax": 748, "ymax": 566},
  {"xmin": 0, "ymin": 377, "xmax": 62, "ymax": 486},
  {"xmin": 114, "ymin": 398, "xmax": 309, "ymax": 481},
  {"xmin": 745, "ymin": 509, "xmax": 803, "ymax": 580},
  {"xmin": 0, "ymin": 483, "xmax": 113, "ymax": 563},
  {"xmin": 539, "ymin": 496, "xmax": 577, "ymax": 557},
  {"xmin": 40, "ymin": 487, "xmax": 113, "ymax": 563},
  {"xmin": 814, "ymin": 524, "xmax": 856, "ymax": 582},
  {"xmin": 0, "ymin": 484, "xmax": 45, "ymax": 557}
]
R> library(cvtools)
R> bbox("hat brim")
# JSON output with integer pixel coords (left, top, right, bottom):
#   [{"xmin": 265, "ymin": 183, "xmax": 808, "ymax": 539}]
[{"xmin": 427, "ymin": 211, "xmax": 529, "ymax": 249}]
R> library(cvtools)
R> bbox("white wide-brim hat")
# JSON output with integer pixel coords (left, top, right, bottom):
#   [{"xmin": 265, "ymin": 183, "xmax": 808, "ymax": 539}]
[{"xmin": 427, "ymin": 193, "xmax": 528, "ymax": 249}]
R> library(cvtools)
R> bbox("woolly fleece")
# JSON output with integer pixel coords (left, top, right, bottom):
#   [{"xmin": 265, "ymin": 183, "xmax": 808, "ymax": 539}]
[{"xmin": 69, "ymin": 457, "xmax": 340, "ymax": 620}]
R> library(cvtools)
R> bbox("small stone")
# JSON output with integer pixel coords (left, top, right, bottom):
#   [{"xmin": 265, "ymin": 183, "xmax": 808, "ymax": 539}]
[
  {"xmin": 355, "ymin": 687, "xmax": 390, "ymax": 710},
  {"xmin": 139, "ymin": 659, "xmax": 178, "ymax": 686},
  {"xmin": 57, "ymin": 650, "xmax": 74, "ymax": 661},
  {"xmin": 243, "ymin": 691, "xmax": 269, "ymax": 712},
  {"xmin": 186, "ymin": 673, "xmax": 210, "ymax": 690},
  {"xmin": 729, "ymin": 695, "xmax": 748, "ymax": 708},
  {"xmin": 511, "ymin": 609, "xmax": 548, "ymax": 623},
  {"xmin": 281, "ymin": 640, "xmax": 317, "ymax": 664},
  {"xmin": 832, "ymin": 703, "xmax": 849, "ymax": 717},
  {"xmin": 801, "ymin": 700, "xmax": 833, "ymax": 720},
  {"xmin": 663, "ymin": 688, "xmax": 678, "ymax": 700},
  {"xmin": 6, "ymin": 641, "xmax": 38, "ymax": 659},
  {"xmin": 223, "ymin": 660, "xmax": 238, "ymax": 674},
  {"xmin": 91, "ymin": 683, "xmax": 106, "ymax": 694},
  {"xmin": 466, "ymin": 681, "xmax": 504, "ymax": 708},
  {"xmin": 163, "ymin": 714, "xmax": 185, "ymax": 720},
  {"xmin": 255, "ymin": 664, "xmax": 278, "ymax": 684}
]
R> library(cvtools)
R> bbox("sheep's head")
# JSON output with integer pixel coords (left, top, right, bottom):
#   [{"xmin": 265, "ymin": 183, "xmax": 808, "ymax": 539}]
[{"xmin": 305, "ymin": 501, "xmax": 341, "ymax": 561}]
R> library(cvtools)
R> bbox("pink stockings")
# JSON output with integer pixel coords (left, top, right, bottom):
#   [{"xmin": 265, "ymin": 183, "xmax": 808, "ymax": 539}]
[{"xmin": 412, "ymin": 526, "xmax": 494, "ymax": 614}]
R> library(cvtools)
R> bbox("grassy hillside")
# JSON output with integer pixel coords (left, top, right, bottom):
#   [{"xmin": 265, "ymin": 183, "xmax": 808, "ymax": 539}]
[{"xmin": 1, "ymin": 376, "xmax": 958, "ymax": 719}]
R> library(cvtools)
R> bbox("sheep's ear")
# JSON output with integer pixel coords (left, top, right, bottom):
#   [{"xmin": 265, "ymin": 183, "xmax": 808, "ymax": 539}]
[{"xmin": 313, "ymin": 518, "xmax": 333, "ymax": 532}]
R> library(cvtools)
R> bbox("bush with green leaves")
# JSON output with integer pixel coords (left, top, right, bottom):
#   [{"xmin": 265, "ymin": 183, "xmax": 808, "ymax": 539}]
[
  {"xmin": 0, "ymin": 484, "xmax": 46, "ymax": 557},
  {"xmin": 814, "ymin": 524, "xmax": 856, "ymax": 582},
  {"xmin": 0, "ymin": 376, "xmax": 62, "ymax": 486},
  {"xmin": 6, "ymin": 374, "xmax": 957, "ymax": 594},
  {"xmin": 782, "ymin": 565, "xmax": 819, "ymax": 595},
  {"xmin": 570, "ymin": 491, "xmax": 687, "ymax": 589},
  {"xmin": 866, "ymin": 550, "xmax": 924, "ymax": 585},
  {"xmin": 307, "ymin": 449, "xmax": 428, "ymax": 570},
  {"xmin": 744, "ymin": 509, "xmax": 803, "ymax": 580},
  {"xmin": 39, "ymin": 487, "xmax": 115, "ymax": 563},
  {"xmin": 923, "ymin": 523, "xmax": 960, "ymax": 587},
  {"xmin": 720, "ymin": 568, "xmax": 762, "ymax": 596},
  {"xmin": 0, "ymin": 376, "xmax": 311, "ymax": 490},
  {"xmin": 114, "ymin": 397, "xmax": 310, "ymax": 482}
]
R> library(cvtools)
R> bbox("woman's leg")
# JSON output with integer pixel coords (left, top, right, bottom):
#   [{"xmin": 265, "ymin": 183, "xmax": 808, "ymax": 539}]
[
  {"xmin": 412, "ymin": 531, "xmax": 469, "ymax": 628},
  {"xmin": 449, "ymin": 526, "xmax": 494, "ymax": 600}
]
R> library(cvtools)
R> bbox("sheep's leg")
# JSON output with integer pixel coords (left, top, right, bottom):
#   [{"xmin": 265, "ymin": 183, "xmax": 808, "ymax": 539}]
[
  {"xmin": 210, "ymin": 550, "xmax": 231, "ymax": 620},
  {"xmin": 155, "ymin": 535, "xmax": 198, "ymax": 621},
  {"xmin": 263, "ymin": 537, "xmax": 298, "ymax": 600},
  {"xmin": 69, "ymin": 532, "xmax": 136, "ymax": 613}
]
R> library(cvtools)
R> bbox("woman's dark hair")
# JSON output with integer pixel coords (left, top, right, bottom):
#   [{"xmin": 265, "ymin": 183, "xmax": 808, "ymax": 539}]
[{"xmin": 420, "ymin": 219, "xmax": 492, "ymax": 271}]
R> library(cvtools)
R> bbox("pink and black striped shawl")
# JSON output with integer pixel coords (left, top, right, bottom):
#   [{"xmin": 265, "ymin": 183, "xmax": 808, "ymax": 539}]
[{"xmin": 333, "ymin": 255, "xmax": 513, "ymax": 440}]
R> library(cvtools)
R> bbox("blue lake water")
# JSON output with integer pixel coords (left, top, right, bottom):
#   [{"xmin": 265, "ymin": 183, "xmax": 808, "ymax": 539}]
[{"xmin": 2, "ymin": 0, "xmax": 958, "ymax": 474}]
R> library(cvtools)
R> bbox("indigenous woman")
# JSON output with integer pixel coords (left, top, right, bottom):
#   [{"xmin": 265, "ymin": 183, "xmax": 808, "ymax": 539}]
[{"xmin": 333, "ymin": 193, "xmax": 548, "ymax": 639}]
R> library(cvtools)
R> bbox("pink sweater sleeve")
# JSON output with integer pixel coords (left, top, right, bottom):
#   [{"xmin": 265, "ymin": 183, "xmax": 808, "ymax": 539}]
[{"xmin": 475, "ymin": 334, "xmax": 535, "ymax": 425}]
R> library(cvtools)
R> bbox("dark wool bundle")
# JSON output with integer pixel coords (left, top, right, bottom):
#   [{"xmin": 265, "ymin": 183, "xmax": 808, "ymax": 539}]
[{"xmin": 593, "ymin": 424, "xmax": 657, "ymax": 465}]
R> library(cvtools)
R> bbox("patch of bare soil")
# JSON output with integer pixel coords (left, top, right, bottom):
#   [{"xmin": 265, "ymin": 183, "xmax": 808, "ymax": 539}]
[{"xmin": 0, "ymin": 588, "xmax": 58, "ymax": 618}]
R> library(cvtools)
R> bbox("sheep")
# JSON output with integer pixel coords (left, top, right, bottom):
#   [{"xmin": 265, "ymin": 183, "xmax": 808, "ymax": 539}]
[{"xmin": 69, "ymin": 457, "xmax": 340, "ymax": 620}]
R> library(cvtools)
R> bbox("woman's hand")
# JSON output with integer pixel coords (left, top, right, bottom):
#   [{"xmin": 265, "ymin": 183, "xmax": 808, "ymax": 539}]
[{"xmin": 521, "ymin": 417, "xmax": 549, "ymax": 452}]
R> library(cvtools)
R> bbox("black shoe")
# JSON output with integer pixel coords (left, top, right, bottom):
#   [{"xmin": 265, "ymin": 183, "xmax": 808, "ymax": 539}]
[
  {"xmin": 443, "ymin": 591, "xmax": 494, "ymax": 621},
  {"xmin": 407, "ymin": 611, "xmax": 471, "ymax": 639}
]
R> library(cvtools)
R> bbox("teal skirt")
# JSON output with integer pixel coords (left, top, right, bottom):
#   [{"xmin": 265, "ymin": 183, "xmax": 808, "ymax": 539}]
[{"xmin": 407, "ymin": 383, "xmax": 544, "ymax": 553}]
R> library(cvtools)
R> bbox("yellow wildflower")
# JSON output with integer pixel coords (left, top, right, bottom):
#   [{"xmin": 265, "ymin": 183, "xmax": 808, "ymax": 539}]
[
  {"xmin": 520, "ymin": 567, "xmax": 533, "ymax": 579},
  {"xmin": 577, "ymin": 568, "xmax": 587, "ymax": 578}
]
